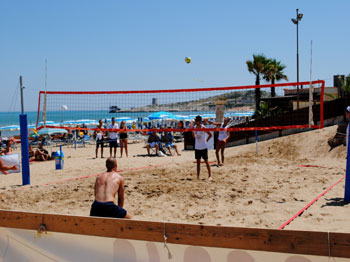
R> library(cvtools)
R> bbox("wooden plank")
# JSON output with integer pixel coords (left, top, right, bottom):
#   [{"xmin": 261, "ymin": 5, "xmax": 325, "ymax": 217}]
[
  {"xmin": 0, "ymin": 210, "xmax": 350, "ymax": 258},
  {"xmin": 0, "ymin": 209, "xmax": 43, "ymax": 230}
]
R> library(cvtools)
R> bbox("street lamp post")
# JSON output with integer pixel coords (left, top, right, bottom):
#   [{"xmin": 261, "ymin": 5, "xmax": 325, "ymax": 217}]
[{"xmin": 291, "ymin": 8, "xmax": 303, "ymax": 109}]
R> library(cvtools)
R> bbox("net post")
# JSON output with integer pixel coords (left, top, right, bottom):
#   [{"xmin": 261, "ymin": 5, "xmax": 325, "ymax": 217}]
[
  {"xmin": 36, "ymin": 91, "xmax": 42, "ymax": 129},
  {"xmin": 19, "ymin": 114, "xmax": 30, "ymax": 185},
  {"xmin": 320, "ymin": 80, "xmax": 325, "ymax": 128},
  {"xmin": 345, "ymin": 122, "xmax": 350, "ymax": 202}
]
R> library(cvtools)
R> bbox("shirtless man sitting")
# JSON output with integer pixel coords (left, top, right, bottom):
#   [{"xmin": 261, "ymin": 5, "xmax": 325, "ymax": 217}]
[
  {"xmin": 90, "ymin": 157, "xmax": 132, "ymax": 219},
  {"xmin": 35, "ymin": 143, "xmax": 50, "ymax": 161}
]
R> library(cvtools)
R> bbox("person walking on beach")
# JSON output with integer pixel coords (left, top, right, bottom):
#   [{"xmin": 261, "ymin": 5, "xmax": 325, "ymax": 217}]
[
  {"xmin": 108, "ymin": 117, "xmax": 119, "ymax": 158},
  {"xmin": 119, "ymin": 121, "xmax": 128, "ymax": 158},
  {"xmin": 90, "ymin": 157, "xmax": 131, "ymax": 219},
  {"xmin": 94, "ymin": 120, "xmax": 105, "ymax": 158},
  {"xmin": 0, "ymin": 158, "xmax": 18, "ymax": 174},
  {"xmin": 192, "ymin": 115, "xmax": 212, "ymax": 180},
  {"xmin": 209, "ymin": 117, "xmax": 231, "ymax": 166}
]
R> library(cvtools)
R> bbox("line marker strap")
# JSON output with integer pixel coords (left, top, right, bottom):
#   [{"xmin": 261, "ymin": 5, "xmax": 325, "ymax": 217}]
[{"xmin": 279, "ymin": 175, "xmax": 345, "ymax": 229}]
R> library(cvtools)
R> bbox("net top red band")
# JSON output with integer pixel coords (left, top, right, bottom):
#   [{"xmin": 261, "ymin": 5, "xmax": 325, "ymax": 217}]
[{"xmin": 39, "ymin": 80, "xmax": 325, "ymax": 95}]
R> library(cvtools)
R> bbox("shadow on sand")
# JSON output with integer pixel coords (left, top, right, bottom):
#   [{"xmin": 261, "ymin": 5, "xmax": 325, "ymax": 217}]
[{"xmin": 321, "ymin": 197, "xmax": 350, "ymax": 208}]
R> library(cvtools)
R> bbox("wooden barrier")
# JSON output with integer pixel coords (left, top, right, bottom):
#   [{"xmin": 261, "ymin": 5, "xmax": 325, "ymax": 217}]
[{"xmin": 0, "ymin": 209, "xmax": 350, "ymax": 258}]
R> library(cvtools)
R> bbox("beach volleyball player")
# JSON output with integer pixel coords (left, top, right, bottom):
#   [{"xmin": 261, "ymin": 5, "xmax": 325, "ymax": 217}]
[
  {"xmin": 209, "ymin": 117, "xmax": 231, "ymax": 166},
  {"xmin": 192, "ymin": 115, "xmax": 212, "ymax": 180},
  {"xmin": 90, "ymin": 157, "xmax": 131, "ymax": 219}
]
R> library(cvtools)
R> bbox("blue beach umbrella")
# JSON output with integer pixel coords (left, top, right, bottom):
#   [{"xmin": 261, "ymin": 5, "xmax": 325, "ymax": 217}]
[
  {"xmin": 148, "ymin": 111, "xmax": 179, "ymax": 120},
  {"xmin": 114, "ymin": 117, "xmax": 134, "ymax": 122},
  {"xmin": 62, "ymin": 120, "xmax": 98, "ymax": 126},
  {"xmin": 0, "ymin": 125, "xmax": 20, "ymax": 131},
  {"xmin": 74, "ymin": 119, "xmax": 99, "ymax": 126},
  {"xmin": 37, "ymin": 121, "xmax": 60, "ymax": 127},
  {"xmin": 62, "ymin": 120, "xmax": 78, "ymax": 126},
  {"xmin": 37, "ymin": 128, "xmax": 68, "ymax": 136}
]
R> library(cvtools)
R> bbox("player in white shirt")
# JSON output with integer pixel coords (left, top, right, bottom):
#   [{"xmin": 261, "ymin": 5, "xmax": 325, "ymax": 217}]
[
  {"xmin": 108, "ymin": 118, "xmax": 119, "ymax": 158},
  {"xmin": 192, "ymin": 115, "xmax": 212, "ymax": 180}
]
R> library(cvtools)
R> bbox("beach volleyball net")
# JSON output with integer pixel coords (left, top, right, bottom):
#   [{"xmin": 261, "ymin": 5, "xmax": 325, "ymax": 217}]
[{"xmin": 36, "ymin": 80, "xmax": 324, "ymax": 133}]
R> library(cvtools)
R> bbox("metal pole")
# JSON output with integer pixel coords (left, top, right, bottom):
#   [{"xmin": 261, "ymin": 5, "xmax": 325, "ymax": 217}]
[
  {"xmin": 20, "ymin": 76, "xmax": 24, "ymax": 114},
  {"xmin": 309, "ymin": 40, "xmax": 314, "ymax": 128},
  {"xmin": 296, "ymin": 9, "xmax": 300, "ymax": 110}
]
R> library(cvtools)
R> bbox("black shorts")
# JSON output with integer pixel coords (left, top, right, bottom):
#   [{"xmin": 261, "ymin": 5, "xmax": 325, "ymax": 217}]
[
  {"xmin": 119, "ymin": 133, "xmax": 128, "ymax": 140},
  {"xmin": 109, "ymin": 139, "xmax": 118, "ymax": 148},
  {"xmin": 96, "ymin": 139, "xmax": 104, "ymax": 149},
  {"xmin": 90, "ymin": 201, "xmax": 127, "ymax": 218},
  {"xmin": 195, "ymin": 149, "xmax": 208, "ymax": 160}
]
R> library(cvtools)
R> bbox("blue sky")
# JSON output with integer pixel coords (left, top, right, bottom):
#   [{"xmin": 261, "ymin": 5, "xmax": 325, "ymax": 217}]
[{"xmin": 1, "ymin": 0, "xmax": 349, "ymax": 112}]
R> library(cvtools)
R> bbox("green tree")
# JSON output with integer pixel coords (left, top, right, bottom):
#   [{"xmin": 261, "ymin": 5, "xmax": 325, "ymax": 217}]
[
  {"xmin": 255, "ymin": 101, "xmax": 279, "ymax": 118},
  {"xmin": 246, "ymin": 54, "xmax": 269, "ymax": 111},
  {"xmin": 263, "ymin": 59, "xmax": 288, "ymax": 97}
]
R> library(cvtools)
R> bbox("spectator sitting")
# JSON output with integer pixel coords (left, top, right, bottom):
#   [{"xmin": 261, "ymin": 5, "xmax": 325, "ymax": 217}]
[
  {"xmin": 35, "ymin": 143, "xmax": 51, "ymax": 161},
  {"xmin": 146, "ymin": 131, "xmax": 160, "ymax": 156},
  {"xmin": 1, "ymin": 140, "xmax": 14, "ymax": 155},
  {"xmin": 0, "ymin": 131, "xmax": 5, "ymax": 148},
  {"xmin": 28, "ymin": 145, "xmax": 35, "ymax": 161},
  {"xmin": 161, "ymin": 128, "xmax": 181, "ymax": 156},
  {"xmin": 82, "ymin": 124, "xmax": 88, "ymax": 135}
]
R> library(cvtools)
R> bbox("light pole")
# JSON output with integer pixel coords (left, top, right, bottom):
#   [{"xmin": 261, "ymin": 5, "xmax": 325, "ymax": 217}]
[{"xmin": 291, "ymin": 8, "xmax": 303, "ymax": 109}]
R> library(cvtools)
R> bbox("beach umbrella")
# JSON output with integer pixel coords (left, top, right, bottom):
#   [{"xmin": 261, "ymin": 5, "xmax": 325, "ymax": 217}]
[
  {"xmin": 175, "ymin": 115, "xmax": 192, "ymax": 121},
  {"xmin": 0, "ymin": 125, "xmax": 20, "ymax": 131},
  {"xmin": 225, "ymin": 111, "xmax": 254, "ymax": 117},
  {"xmin": 37, "ymin": 128, "xmax": 68, "ymax": 136},
  {"xmin": 74, "ymin": 119, "xmax": 99, "ymax": 126},
  {"xmin": 201, "ymin": 113, "xmax": 216, "ymax": 119},
  {"xmin": 148, "ymin": 111, "xmax": 179, "ymax": 120},
  {"xmin": 114, "ymin": 117, "xmax": 134, "ymax": 122},
  {"xmin": 62, "ymin": 120, "xmax": 98, "ymax": 126},
  {"xmin": 37, "ymin": 121, "xmax": 60, "ymax": 127},
  {"xmin": 62, "ymin": 120, "xmax": 78, "ymax": 126}
]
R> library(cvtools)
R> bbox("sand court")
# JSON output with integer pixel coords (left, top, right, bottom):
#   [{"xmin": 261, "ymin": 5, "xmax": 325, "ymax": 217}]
[{"xmin": 0, "ymin": 125, "xmax": 349, "ymax": 233}]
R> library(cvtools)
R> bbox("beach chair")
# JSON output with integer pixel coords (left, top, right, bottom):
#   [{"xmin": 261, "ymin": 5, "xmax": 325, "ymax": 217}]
[{"xmin": 145, "ymin": 132, "xmax": 162, "ymax": 156}]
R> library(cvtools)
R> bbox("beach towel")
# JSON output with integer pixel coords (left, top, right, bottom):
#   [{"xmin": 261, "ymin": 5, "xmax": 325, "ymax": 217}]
[{"xmin": 0, "ymin": 153, "xmax": 20, "ymax": 174}]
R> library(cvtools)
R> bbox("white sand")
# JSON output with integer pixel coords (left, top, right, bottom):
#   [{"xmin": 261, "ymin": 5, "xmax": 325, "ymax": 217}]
[{"xmin": 1, "ymin": 125, "xmax": 349, "ymax": 232}]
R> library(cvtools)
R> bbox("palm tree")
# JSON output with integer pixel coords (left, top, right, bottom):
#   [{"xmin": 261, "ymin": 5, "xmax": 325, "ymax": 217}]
[
  {"xmin": 263, "ymin": 59, "xmax": 288, "ymax": 97},
  {"xmin": 246, "ymin": 54, "xmax": 268, "ymax": 111}
]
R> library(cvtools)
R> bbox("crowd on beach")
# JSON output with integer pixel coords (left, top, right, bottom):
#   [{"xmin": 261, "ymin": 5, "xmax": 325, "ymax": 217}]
[{"xmin": 93, "ymin": 117, "xmax": 184, "ymax": 159}]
